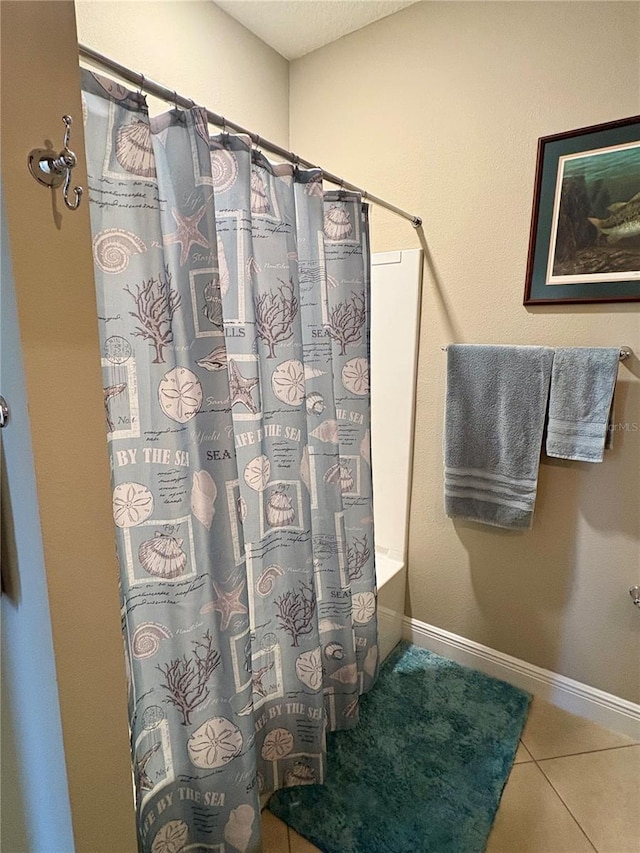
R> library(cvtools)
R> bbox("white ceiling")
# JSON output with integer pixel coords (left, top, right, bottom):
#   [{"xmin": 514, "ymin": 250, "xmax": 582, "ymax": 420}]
[{"xmin": 214, "ymin": 0, "xmax": 420, "ymax": 60}]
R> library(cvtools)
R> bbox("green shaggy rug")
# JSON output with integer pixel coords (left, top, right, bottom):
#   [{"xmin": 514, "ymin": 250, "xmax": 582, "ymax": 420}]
[{"xmin": 268, "ymin": 642, "xmax": 530, "ymax": 853}]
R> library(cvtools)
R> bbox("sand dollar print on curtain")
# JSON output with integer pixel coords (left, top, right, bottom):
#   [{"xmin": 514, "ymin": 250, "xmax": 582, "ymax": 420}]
[{"xmin": 81, "ymin": 69, "xmax": 377, "ymax": 852}]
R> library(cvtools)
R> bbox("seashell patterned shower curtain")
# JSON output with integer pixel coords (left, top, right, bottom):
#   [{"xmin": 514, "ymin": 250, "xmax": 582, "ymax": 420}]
[{"xmin": 81, "ymin": 69, "xmax": 377, "ymax": 852}]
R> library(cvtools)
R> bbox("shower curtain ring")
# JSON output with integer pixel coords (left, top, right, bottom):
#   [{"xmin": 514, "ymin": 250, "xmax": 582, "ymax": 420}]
[
  {"xmin": 173, "ymin": 90, "xmax": 180, "ymax": 110},
  {"xmin": 138, "ymin": 73, "xmax": 145, "ymax": 95}
]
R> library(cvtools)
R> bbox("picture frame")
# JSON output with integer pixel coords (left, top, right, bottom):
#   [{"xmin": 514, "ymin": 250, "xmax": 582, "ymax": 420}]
[{"xmin": 524, "ymin": 115, "xmax": 640, "ymax": 304}]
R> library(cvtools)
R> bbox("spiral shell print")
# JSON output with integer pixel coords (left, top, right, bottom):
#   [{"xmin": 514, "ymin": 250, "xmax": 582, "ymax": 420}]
[
  {"xmin": 261, "ymin": 727, "xmax": 294, "ymax": 761},
  {"xmin": 190, "ymin": 470, "xmax": 217, "ymax": 530},
  {"xmin": 116, "ymin": 120, "xmax": 156, "ymax": 178},
  {"xmin": 138, "ymin": 532, "xmax": 187, "ymax": 579},
  {"xmin": 210, "ymin": 149, "xmax": 238, "ymax": 193},
  {"xmin": 306, "ymin": 391, "xmax": 325, "ymax": 415},
  {"xmin": 256, "ymin": 564, "xmax": 284, "ymax": 596},
  {"xmin": 93, "ymin": 229, "xmax": 147, "ymax": 274},
  {"xmin": 324, "ymin": 204, "xmax": 353, "ymax": 241},
  {"xmin": 323, "ymin": 641, "xmax": 344, "ymax": 661},
  {"xmin": 132, "ymin": 622, "xmax": 173, "ymax": 659},
  {"xmin": 188, "ymin": 716, "xmax": 243, "ymax": 769}
]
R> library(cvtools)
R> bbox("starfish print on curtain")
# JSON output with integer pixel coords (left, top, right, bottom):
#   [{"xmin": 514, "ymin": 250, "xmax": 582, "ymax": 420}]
[
  {"xmin": 228, "ymin": 359, "xmax": 259, "ymax": 413},
  {"xmin": 163, "ymin": 205, "xmax": 211, "ymax": 265},
  {"xmin": 201, "ymin": 580, "xmax": 249, "ymax": 631}
]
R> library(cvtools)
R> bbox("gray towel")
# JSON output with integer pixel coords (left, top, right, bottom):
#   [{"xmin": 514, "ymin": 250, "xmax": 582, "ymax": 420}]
[
  {"xmin": 546, "ymin": 347, "xmax": 619, "ymax": 463},
  {"xmin": 444, "ymin": 345, "xmax": 554, "ymax": 530}
]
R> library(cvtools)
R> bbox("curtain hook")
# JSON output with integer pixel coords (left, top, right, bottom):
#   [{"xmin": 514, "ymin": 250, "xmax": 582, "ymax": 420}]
[
  {"xmin": 292, "ymin": 153, "xmax": 300, "ymax": 176},
  {"xmin": 138, "ymin": 73, "xmax": 145, "ymax": 96},
  {"xmin": 173, "ymin": 90, "xmax": 180, "ymax": 110}
]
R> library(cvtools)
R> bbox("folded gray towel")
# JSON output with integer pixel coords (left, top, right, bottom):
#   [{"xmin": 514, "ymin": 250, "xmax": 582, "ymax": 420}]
[
  {"xmin": 444, "ymin": 345, "xmax": 554, "ymax": 530},
  {"xmin": 546, "ymin": 347, "xmax": 619, "ymax": 463}
]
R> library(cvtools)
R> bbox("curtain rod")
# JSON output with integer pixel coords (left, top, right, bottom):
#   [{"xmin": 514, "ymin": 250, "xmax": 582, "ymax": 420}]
[{"xmin": 78, "ymin": 43, "xmax": 422, "ymax": 229}]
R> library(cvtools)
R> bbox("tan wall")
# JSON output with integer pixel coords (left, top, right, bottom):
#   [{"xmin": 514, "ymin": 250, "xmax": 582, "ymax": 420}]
[
  {"xmin": 75, "ymin": 0, "xmax": 289, "ymax": 146},
  {"xmin": 1, "ymin": 2, "xmax": 137, "ymax": 849},
  {"xmin": 290, "ymin": 1, "xmax": 640, "ymax": 701},
  {"xmin": 2, "ymin": 1, "xmax": 289, "ymax": 847}
]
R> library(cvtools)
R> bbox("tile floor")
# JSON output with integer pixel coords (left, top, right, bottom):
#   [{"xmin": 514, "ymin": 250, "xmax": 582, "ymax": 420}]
[{"xmin": 261, "ymin": 697, "xmax": 640, "ymax": 852}]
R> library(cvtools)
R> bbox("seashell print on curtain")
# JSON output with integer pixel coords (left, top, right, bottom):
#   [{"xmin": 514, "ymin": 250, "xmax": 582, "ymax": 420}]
[{"xmin": 81, "ymin": 68, "xmax": 377, "ymax": 853}]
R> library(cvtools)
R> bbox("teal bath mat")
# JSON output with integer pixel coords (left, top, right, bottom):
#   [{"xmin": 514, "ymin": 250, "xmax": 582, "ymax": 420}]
[{"xmin": 268, "ymin": 642, "xmax": 530, "ymax": 853}]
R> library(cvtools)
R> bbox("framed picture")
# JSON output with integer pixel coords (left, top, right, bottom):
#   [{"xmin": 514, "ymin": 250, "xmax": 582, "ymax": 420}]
[{"xmin": 524, "ymin": 115, "xmax": 640, "ymax": 304}]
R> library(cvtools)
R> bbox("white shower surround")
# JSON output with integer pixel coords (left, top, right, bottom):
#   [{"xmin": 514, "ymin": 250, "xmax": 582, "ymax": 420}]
[{"xmin": 370, "ymin": 249, "xmax": 422, "ymax": 660}]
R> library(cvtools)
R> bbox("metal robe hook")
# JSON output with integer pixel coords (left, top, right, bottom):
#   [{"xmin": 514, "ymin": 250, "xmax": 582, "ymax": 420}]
[{"xmin": 28, "ymin": 115, "xmax": 83, "ymax": 210}]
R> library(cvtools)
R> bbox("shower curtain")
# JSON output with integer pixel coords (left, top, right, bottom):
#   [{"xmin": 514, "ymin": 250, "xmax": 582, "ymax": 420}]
[{"xmin": 81, "ymin": 69, "xmax": 377, "ymax": 853}]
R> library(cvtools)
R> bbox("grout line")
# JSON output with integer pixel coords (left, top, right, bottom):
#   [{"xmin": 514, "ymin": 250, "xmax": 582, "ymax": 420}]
[
  {"xmin": 533, "ymin": 758, "xmax": 599, "ymax": 852},
  {"xmin": 528, "ymin": 742, "xmax": 639, "ymax": 763}
]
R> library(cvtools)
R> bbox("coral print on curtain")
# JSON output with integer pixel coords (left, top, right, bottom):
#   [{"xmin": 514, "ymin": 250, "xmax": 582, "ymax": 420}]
[{"xmin": 81, "ymin": 69, "xmax": 377, "ymax": 853}]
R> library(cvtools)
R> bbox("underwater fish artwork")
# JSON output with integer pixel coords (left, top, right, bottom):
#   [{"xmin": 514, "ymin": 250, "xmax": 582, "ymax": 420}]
[{"xmin": 588, "ymin": 191, "xmax": 640, "ymax": 243}]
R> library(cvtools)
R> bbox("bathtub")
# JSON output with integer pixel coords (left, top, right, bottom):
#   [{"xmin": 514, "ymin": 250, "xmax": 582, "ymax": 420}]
[
  {"xmin": 376, "ymin": 551, "xmax": 406, "ymax": 661},
  {"xmin": 370, "ymin": 249, "xmax": 422, "ymax": 663}
]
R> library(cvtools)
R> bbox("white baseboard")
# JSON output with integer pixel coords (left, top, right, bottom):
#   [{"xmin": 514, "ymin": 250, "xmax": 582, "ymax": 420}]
[{"xmin": 402, "ymin": 616, "xmax": 640, "ymax": 740}]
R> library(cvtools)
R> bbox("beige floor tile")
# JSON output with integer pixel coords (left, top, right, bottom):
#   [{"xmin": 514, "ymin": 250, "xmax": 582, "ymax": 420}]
[
  {"xmin": 262, "ymin": 810, "xmax": 290, "ymax": 853},
  {"xmin": 514, "ymin": 740, "xmax": 534, "ymax": 764},
  {"xmin": 289, "ymin": 827, "xmax": 322, "ymax": 853},
  {"xmin": 539, "ymin": 745, "xmax": 640, "ymax": 853},
  {"xmin": 485, "ymin": 762, "xmax": 596, "ymax": 853},
  {"xmin": 521, "ymin": 698, "xmax": 637, "ymax": 760}
]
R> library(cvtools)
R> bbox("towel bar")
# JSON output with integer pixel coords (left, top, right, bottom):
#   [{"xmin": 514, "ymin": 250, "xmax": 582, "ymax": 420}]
[{"xmin": 441, "ymin": 346, "xmax": 633, "ymax": 361}]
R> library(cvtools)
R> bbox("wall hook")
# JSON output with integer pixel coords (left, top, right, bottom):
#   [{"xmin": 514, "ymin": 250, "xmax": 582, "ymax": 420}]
[{"xmin": 28, "ymin": 115, "xmax": 83, "ymax": 210}]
